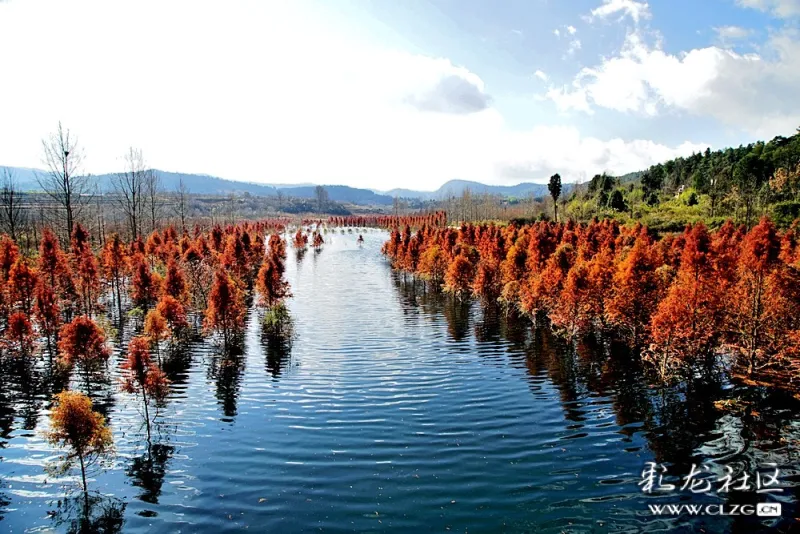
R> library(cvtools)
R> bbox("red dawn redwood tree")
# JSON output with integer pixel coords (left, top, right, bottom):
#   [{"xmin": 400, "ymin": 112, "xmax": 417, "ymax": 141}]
[
  {"xmin": 605, "ymin": 229, "xmax": 661, "ymax": 347},
  {"xmin": 204, "ymin": 269, "xmax": 246, "ymax": 351},
  {"xmin": 45, "ymin": 391, "xmax": 113, "ymax": 509},
  {"xmin": 726, "ymin": 218, "xmax": 800, "ymax": 375},
  {"xmin": 8, "ymin": 258, "xmax": 38, "ymax": 316},
  {"xmin": 101, "ymin": 233, "xmax": 128, "ymax": 320},
  {"xmin": 121, "ymin": 336, "xmax": 170, "ymax": 443},
  {"xmin": 35, "ymin": 282, "xmax": 61, "ymax": 360},
  {"xmin": 3, "ymin": 311, "xmax": 35, "ymax": 356},
  {"xmin": 58, "ymin": 316, "xmax": 110, "ymax": 394},
  {"xmin": 649, "ymin": 223, "xmax": 722, "ymax": 380}
]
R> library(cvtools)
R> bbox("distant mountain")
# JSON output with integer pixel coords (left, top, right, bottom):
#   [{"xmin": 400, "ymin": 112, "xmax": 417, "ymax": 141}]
[
  {"xmin": 0, "ymin": 166, "xmax": 395, "ymax": 206},
  {"xmin": 96, "ymin": 170, "xmax": 281, "ymax": 196},
  {"xmin": 381, "ymin": 179, "xmax": 556, "ymax": 200},
  {"xmin": 277, "ymin": 185, "xmax": 393, "ymax": 205},
  {"xmin": 1, "ymin": 166, "xmax": 591, "ymax": 206}
]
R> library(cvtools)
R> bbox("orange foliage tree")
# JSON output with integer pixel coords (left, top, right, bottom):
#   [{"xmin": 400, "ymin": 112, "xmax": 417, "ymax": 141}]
[
  {"xmin": 443, "ymin": 250, "xmax": 475, "ymax": 298},
  {"xmin": 163, "ymin": 258, "xmax": 187, "ymax": 302},
  {"xmin": 101, "ymin": 233, "xmax": 128, "ymax": 320},
  {"xmin": 45, "ymin": 391, "xmax": 113, "ymax": 505},
  {"xmin": 204, "ymin": 269, "xmax": 246, "ymax": 351},
  {"xmin": 8, "ymin": 258, "xmax": 38, "ymax": 316},
  {"xmin": 256, "ymin": 235, "xmax": 291, "ymax": 308},
  {"xmin": 155, "ymin": 295, "xmax": 189, "ymax": 336},
  {"xmin": 35, "ymin": 283, "xmax": 61, "ymax": 359},
  {"xmin": 3, "ymin": 311, "xmax": 35, "ymax": 356},
  {"xmin": 605, "ymin": 230, "xmax": 661, "ymax": 346},
  {"xmin": 649, "ymin": 223, "xmax": 723, "ymax": 379},
  {"xmin": 144, "ymin": 309, "xmax": 170, "ymax": 362},
  {"xmin": 726, "ymin": 218, "xmax": 800, "ymax": 375},
  {"xmin": 121, "ymin": 336, "xmax": 170, "ymax": 442},
  {"xmin": 131, "ymin": 254, "xmax": 161, "ymax": 310},
  {"xmin": 58, "ymin": 316, "xmax": 110, "ymax": 393}
]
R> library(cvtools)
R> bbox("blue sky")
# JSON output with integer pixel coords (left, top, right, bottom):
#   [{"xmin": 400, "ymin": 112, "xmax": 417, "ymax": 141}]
[{"xmin": 0, "ymin": 0, "xmax": 798, "ymax": 190}]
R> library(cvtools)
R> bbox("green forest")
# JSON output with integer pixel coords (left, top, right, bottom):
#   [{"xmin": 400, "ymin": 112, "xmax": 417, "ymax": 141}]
[{"xmin": 563, "ymin": 129, "xmax": 800, "ymax": 231}]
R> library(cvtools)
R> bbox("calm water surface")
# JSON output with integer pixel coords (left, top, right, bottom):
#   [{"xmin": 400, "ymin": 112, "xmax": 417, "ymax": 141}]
[{"xmin": 1, "ymin": 231, "xmax": 799, "ymax": 533}]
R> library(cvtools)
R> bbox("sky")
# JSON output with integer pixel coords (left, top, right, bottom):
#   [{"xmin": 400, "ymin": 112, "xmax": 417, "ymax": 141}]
[{"xmin": 0, "ymin": 0, "xmax": 798, "ymax": 191}]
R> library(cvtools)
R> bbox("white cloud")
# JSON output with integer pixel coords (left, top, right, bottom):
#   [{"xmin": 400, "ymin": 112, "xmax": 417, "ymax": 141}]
[
  {"xmin": 495, "ymin": 127, "xmax": 706, "ymax": 182},
  {"xmin": 534, "ymin": 70, "xmax": 549, "ymax": 82},
  {"xmin": 590, "ymin": 0, "xmax": 651, "ymax": 23},
  {"xmin": 713, "ymin": 25, "xmax": 753, "ymax": 40},
  {"xmin": 0, "ymin": 0, "xmax": 707, "ymax": 189},
  {"xmin": 567, "ymin": 25, "xmax": 577, "ymax": 35},
  {"xmin": 404, "ymin": 68, "xmax": 492, "ymax": 114},
  {"xmin": 554, "ymin": 28, "xmax": 561, "ymax": 37},
  {"xmin": 736, "ymin": 0, "xmax": 800, "ymax": 18},
  {"xmin": 566, "ymin": 39, "xmax": 582, "ymax": 56},
  {"xmin": 545, "ymin": 29, "xmax": 800, "ymax": 137}
]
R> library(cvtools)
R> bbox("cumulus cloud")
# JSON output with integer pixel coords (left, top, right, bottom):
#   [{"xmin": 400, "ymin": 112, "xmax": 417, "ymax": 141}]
[
  {"xmin": 534, "ymin": 70, "xmax": 549, "ymax": 82},
  {"xmin": 567, "ymin": 25, "xmax": 577, "ymax": 35},
  {"xmin": 736, "ymin": 0, "xmax": 800, "ymax": 18},
  {"xmin": 544, "ymin": 29, "xmax": 800, "ymax": 136},
  {"xmin": 714, "ymin": 25, "xmax": 753, "ymax": 40},
  {"xmin": 495, "ymin": 127, "xmax": 706, "ymax": 182},
  {"xmin": 405, "ymin": 72, "xmax": 492, "ymax": 114},
  {"xmin": 590, "ymin": 0, "xmax": 651, "ymax": 23}
]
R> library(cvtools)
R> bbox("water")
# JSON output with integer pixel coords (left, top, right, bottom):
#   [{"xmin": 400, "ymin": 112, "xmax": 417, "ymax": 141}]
[{"xmin": 1, "ymin": 231, "xmax": 799, "ymax": 533}]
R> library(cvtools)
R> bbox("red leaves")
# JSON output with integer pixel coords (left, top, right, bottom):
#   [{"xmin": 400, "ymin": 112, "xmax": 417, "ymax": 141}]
[
  {"xmin": 383, "ymin": 217, "xmax": 800, "ymax": 381},
  {"xmin": 256, "ymin": 235, "xmax": 291, "ymax": 309},
  {"xmin": 163, "ymin": 258, "xmax": 187, "ymax": 302},
  {"xmin": 57, "ymin": 316, "xmax": 110, "ymax": 386},
  {"xmin": 293, "ymin": 229, "xmax": 308, "ymax": 249},
  {"xmin": 3, "ymin": 311, "xmax": 34, "ymax": 355},
  {"xmin": 156, "ymin": 295, "xmax": 189, "ymax": 333},
  {"xmin": 444, "ymin": 251, "xmax": 475, "ymax": 297},
  {"xmin": 204, "ymin": 268, "xmax": 246, "ymax": 347},
  {"xmin": 131, "ymin": 254, "xmax": 161, "ymax": 309},
  {"xmin": 121, "ymin": 336, "xmax": 170, "ymax": 402},
  {"xmin": 8, "ymin": 258, "xmax": 38, "ymax": 315},
  {"xmin": 46, "ymin": 391, "xmax": 112, "ymax": 466},
  {"xmin": 312, "ymin": 231, "xmax": 324, "ymax": 249}
]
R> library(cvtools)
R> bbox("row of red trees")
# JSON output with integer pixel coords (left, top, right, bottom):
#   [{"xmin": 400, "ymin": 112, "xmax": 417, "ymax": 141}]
[
  {"xmin": 0, "ymin": 218, "xmax": 293, "ymax": 373},
  {"xmin": 383, "ymin": 218, "xmax": 800, "ymax": 383},
  {"xmin": 4, "ymin": 219, "xmax": 295, "ymax": 500},
  {"xmin": 327, "ymin": 211, "xmax": 447, "ymax": 229}
]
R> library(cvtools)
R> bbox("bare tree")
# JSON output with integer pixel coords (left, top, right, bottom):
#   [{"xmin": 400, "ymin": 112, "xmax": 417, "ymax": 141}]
[
  {"xmin": 38, "ymin": 122, "xmax": 91, "ymax": 240},
  {"xmin": 93, "ymin": 180, "xmax": 106, "ymax": 246},
  {"xmin": 144, "ymin": 168, "xmax": 162, "ymax": 234},
  {"xmin": 112, "ymin": 147, "xmax": 146, "ymax": 239},
  {"xmin": 175, "ymin": 178, "xmax": 189, "ymax": 232},
  {"xmin": 315, "ymin": 185, "xmax": 329, "ymax": 213},
  {"xmin": 0, "ymin": 167, "xmax": 27, "ymax": 242}
]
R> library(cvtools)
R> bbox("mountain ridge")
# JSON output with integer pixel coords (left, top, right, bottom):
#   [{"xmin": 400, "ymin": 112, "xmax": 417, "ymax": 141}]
[{"xmin": 0, "ymin": 166, "xmax": 584, "ymax": 205}]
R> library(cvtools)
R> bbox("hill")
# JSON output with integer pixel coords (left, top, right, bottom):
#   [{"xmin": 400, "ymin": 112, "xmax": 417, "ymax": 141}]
[
  {"xmin": 0, "ymin": 167, "xmax": 395, "ymax": 206},
  {"xmin": 381, "ymin": 179, "xmax": 555, "ymax": 200}
]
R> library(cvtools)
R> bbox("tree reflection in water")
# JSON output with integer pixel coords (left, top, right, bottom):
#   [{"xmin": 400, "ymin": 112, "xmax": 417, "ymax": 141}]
[
  {"xmin": 209, "ymin": 351, "xmax": 245, "ymax": 420},
  {"xmin": 126, "ymin": 443, "xmax": 175, "ymax": 506},
  {"xmin": 48, "ymin": 494, "xmax": 126, "ymax": 534},
  {"xmin": 391, "ymin": 273, "xmax": 800, "ymax": 531},
  {"xmin": 262, "ymin": 333, "xmax": 293, "ymax": 379}
]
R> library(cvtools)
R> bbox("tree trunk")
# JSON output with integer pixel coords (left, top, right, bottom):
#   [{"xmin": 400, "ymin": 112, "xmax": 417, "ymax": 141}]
[
  {"xmin": 78, "ymin": 451, "xmax": 89, "ymax": 511},
  {"xmin": 142, "ymin": 389, "xmax": 151, "ymax": 444}
]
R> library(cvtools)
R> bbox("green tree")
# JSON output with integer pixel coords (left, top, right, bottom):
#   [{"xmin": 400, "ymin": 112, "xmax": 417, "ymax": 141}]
[
  {"xmin": 609, "ymin": 190, "xmax": 627, "ymax": 212},
  {"xmin": 548, "ymin": 173, "xmax": 562, "ymax": 222}
]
